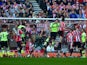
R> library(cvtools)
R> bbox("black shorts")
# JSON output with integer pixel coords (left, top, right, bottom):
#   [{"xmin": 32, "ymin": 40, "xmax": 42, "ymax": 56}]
[
  {"xmin": 58, "ymin": 43, "xmax": 61, "ymax": 50},
  {"xmin": 69, "ymin": 49, "xmax": 73, "ymax": 53},
  {"xmin": 17, "ymin": 41, "xmax": 22, "ymax": 48},
  {"xmin": 50, "ymin": 32, "xmax": 58, "ymax": 39},
  {"xmin": 73, "ymin": 42, "xmax": 81, "ymax": 48},
  {"xmin": 0, "ymin": 41, "xmax": 8, "ymax": 48},
  {"xmin": 54, "ymin": 43, "xmax": 61, "ymax": 50},
  {"xmin": 81, "ymin": 42, "xmax": 85, "ymax": 49},
  {"xmin": 58, "ymin": 31, "xmax": 64, "ymax": 37},
  {"xmin": 10, "ymin": 47, "xmax": 17, "ymax": 50}
]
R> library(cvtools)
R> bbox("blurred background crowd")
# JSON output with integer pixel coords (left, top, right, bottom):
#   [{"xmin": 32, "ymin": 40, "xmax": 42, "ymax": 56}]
[{"xmin": 37, "ymin": 0, "xmax": 87, "ymax": 18}]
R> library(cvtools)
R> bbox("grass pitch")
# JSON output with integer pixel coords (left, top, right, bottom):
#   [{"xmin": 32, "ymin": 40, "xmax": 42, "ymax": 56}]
[{"xmin": 0, "ymin": 58, "xmax": 87, "ymax": 65}]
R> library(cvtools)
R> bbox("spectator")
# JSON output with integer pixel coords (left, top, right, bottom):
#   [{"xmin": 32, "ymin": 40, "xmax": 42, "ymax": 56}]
[
  {"xmin": 77, "ymin": 9, "xmax": 86, "ymax": 18},
  {"xmin": 38, "ymin": 0, "xmax": 86, "ymax": 18},
  {"xmin": 0, "ymin": 0, "xmax": 33, "ymax": 17},
  {"xmin": 47, "ymin": 3, "xmax": 53, "ymax": 18},
  {"xmin": 40, "ymin": 0, "xmax": 47, "ymax": 13},
  {"xmin": 69, "ymin": 10, "xmax": 78, "ymax": 18},
  {"xmin": 46, "ymin": 42, "xmax": 54, "ymax": 52}
]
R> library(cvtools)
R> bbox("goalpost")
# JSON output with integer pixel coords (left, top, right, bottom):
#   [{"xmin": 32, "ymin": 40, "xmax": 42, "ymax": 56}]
[
  {"xmin": 0, "ymin": 17, "xmax": 87, "ymax": 29},
  {"xmin": 0, "ymin": 17, "xmax": 87, "ymax": 20}
]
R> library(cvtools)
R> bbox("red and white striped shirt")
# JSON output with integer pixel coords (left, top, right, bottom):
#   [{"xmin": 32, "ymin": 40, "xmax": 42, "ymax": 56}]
[
  {"xmin": 72, "ymin": 30, "xmax": 81, "ymax": 42},
  {"xmin": 59, "ymin": 22, "xmax": 65, "ymax": 31},
  {"xmin": 13, "ymin": 35, "xmax": 22, "ymax": 42},
  {"xmin": 26, "ymin": 42, "xmax": 34, "ymax": 52},
  {"xmin": 66, "ymin": 32, "xmax": 73, "ymax": 43}
]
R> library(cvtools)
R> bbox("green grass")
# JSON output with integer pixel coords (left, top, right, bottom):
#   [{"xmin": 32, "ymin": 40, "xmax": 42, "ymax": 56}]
[{"xmin": 0, "ymin": 58, "xmax": 87, "ymax": 65}]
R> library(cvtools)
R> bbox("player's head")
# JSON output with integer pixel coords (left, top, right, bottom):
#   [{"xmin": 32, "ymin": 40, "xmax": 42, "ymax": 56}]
[{"xmin": 55, "ymin": 19, "xmax": 59, "ymax": 22}]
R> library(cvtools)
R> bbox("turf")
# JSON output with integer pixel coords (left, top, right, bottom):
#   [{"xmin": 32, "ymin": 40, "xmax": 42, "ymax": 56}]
[{"xmin": 0, "ymin": 58, "xmax": 87, "ymax": 65}]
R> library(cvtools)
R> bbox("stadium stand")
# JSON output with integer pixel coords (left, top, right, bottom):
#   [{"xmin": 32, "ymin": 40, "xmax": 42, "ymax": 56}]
[{"xmin": 0, "ymin": 0, "xmax": 33, "ymax": 17}]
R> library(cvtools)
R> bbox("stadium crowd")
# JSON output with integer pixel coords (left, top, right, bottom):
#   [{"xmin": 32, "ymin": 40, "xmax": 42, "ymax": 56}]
[
  {"xmin": 37, "ymin": 0, "xmax": 87, "ymax": 18},
  {"xmin": 0, "ymin": 0, "xmax": 33, "ymax": 17},
  {"xmin": 0, "ymin": 0, "xmax": 87, "ymax": 57}
]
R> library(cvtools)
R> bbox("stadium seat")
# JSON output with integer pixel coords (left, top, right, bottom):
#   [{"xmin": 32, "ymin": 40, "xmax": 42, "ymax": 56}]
[
  {"xmin": 25, "ymin": 50, "xmax": 30, "ymax": 55},
  {"xmin": 72, "ymin": 53, "xmax": 81, "ymax": 57},
  {"xmin": 21, "ymin": 53, "xmax": 27, "ymax": 57},
  {"xmin": 66, "ymin": 53, "xmax": 71, "ymax": 57},
  {"xmin": 32, "ymin": 51, "xmax": 44, "ymax": 58},
  {"xmin": 53, "ymin": 53, "xmax": 58, "ymax": 57},
  {"xmin": 32, "ymin": 51, "xmax": 39, "ymax": 58},
  {"xmin": 59, "ymin": 53, "xmax": 65, "ymax": 57},
  {"xmin": 38, "ymin": 52, "xmax": 44, "ymax": 57},
  {"xmin": 11, "ymin": 50, "xmax": 19, "ymax": 57},
  {"xmin": 47, "ymin": 53, "xmax": 57, "ymax": 58}
]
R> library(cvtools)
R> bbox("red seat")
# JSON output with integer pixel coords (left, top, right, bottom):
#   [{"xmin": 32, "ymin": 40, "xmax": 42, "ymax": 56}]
[
  {"xmin": 59, "ymin": 53, "xmax": 65, "ymax": 57},
  {"xmin": 32, "ymin": 51, "xmax": 38, "ymax": 57},
  {"xmin": 72, "ymin": 53, "xmax": 81, "ymax": 57},
  {"xmin": 11, "ymin": 50, "xmax": 18, "ymax": 57},
  {"xmin": 38, "ymin": 52, "xmax": 44, "ymax": 57},
  {"xmin": 86, "ymin": 52, "xmax": 87, "ymax": 57},
  {"xmin": 14, "ymin": 52, "xmax": 18, "ymax": 57},
  {"xmin": 47, "ymin": 53, "xmax": 57, "ymax": 58},
  {"xmin": 66, "ymin": 53, "xmax": 70, "ymax": 57},
  {"xmin": 21, "ymin": 53, "xmax": 27, "ymax": 57},
  {"xmin": 32, "ymin": 51, "xmax": 44, "ymax": 58}
]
